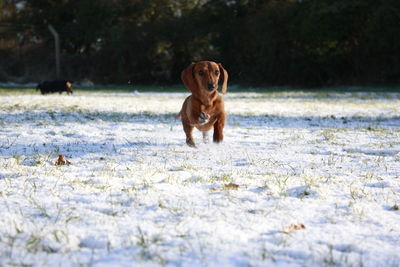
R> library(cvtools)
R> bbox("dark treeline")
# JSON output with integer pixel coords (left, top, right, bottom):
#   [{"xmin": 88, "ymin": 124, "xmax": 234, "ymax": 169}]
[{"xmin": 0, "ymin": 0, "xmax": 399, "ymax": 86}]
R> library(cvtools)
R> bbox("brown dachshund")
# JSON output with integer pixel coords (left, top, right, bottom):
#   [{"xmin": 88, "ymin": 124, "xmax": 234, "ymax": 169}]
[{"xmin": 178, "ymin": 61, "xmax": 228, "ymax": 147}]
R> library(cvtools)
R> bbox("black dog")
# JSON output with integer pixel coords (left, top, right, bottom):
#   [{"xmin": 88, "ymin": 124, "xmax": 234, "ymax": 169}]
[{"xmin": 36, "ymin": 80, "xmax": 73, "ymax": 95}]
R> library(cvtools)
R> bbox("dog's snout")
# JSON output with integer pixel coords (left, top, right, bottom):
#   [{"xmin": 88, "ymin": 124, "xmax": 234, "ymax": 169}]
[{"xmin": 207, "ymin": 83, "xmax": 216, "ymax": 91}]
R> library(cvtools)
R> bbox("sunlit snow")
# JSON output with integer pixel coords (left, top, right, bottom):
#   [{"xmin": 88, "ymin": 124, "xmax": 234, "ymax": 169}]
[{"xmin": 0, "ymin": 90, "xmax": 399, "ymax": 266}]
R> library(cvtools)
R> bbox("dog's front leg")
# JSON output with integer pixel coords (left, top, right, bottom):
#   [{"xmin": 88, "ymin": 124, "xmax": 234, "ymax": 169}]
[
  {"xmin": 213, "ymin": 113, "xmax": 226, "ymax": 143},
  {"xmin": 196, "ymin": 104, "xmax": 210, "ymax": 125},
  {"xmin": 187, "ymin": 109, "xmax": 209, "ymax": 127},
  {"xmin": 182, "ymin": 120, "xmax": 196, "ymax": 147},
  {"xmin": 198, "ymin": 112, "xmax": 210, "ymax": 125}
]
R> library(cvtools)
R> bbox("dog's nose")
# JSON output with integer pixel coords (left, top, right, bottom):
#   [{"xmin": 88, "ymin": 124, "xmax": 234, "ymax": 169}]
[{"xmin": 207, "ymin": 83, "xmax": 216, "ymax": 91}]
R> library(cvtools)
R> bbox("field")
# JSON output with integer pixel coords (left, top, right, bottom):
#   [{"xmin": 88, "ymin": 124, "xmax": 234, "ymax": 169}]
[{"xmin": 0, "ymin": 88, "xmax": 399, "ymax": 266}]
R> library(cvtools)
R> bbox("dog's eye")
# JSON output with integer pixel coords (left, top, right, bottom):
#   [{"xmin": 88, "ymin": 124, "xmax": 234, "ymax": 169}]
[
  {"xmin": 199, "ymin": 71, "xmax": 204, "ymax": 76},
  {"xmin": 215, "ymin": 70, "xmax": 220, "ymax": 75}
]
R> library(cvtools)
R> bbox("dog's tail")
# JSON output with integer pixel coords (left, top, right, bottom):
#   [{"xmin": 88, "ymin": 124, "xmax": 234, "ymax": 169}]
[{"xmin": 175, "ymin": 110, "xmax": 182, "ymax": 119}]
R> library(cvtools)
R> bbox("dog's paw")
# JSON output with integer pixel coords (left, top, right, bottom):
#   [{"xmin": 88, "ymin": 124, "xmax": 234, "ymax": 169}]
[
  {"xmin": 186, "ymin": 138, "xmax": 196, "ymax": 148},
  {"xmin": 198, "ymin": 112, "xmax": 210, "ymax": 125}
]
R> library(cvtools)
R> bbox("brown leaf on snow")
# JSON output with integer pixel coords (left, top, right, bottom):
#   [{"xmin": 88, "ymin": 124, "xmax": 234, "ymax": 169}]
[
  {"xmin": 210, "ymin": 183, "xmax": 240, "ymax": 192},
  {"xmin": 55, "ymin": 154, "xmax": 71, "ymax": 166},
  {"xmin": 223, "ymin": 183, "xmax": 239, "ymax": 190},
  {"xmin": 282, "ymin": 223, "xmax": 306, "ymax": 234}
]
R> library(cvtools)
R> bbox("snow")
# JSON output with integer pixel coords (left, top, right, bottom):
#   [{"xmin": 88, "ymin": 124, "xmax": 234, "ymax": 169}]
[{"xmin": 0, "ymin": 90, "xmax": 400, "ymax": 266}]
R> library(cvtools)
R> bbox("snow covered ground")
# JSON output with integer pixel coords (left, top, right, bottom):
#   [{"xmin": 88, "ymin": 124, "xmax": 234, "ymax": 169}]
[{"xmin": 0, "ymin": 89, "xmax": 399, "ymax": 266}]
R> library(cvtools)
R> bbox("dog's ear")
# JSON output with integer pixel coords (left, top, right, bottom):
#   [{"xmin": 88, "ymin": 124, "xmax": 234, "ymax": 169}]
[
  {"xmin": 218, "ymin": 63, "xmax": 228, "ymax": 94},
  {"xmin": 181, "ymin": 62, "xmax": 196, "ymax": 92}
]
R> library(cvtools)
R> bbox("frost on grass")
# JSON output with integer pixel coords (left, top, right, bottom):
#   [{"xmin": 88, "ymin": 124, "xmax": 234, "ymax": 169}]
[{"xmin": 0, "ymin": 90, "xmax": 400, "ymax": 266}]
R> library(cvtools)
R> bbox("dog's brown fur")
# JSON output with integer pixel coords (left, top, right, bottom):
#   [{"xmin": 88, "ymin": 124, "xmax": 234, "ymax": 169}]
[{"xmin": 178, "ymin": 61, "xmax": 228, "ymax": 147}]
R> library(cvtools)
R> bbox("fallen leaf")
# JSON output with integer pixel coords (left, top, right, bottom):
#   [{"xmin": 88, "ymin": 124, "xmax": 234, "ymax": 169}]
[
  {"xmin": 282, "ymin": 223, "xmax": 306, "ymax": 234},
  {"xmin": 223, "ymin": 183, "xmax": 239, "ymax": 190},
  {"xmin": 210, "ymin": 183, "xmax": 240, "ymax": 192},
  {"xmin": 55, "ymin": 154, "xmax": 71, "ymax": 166}
]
